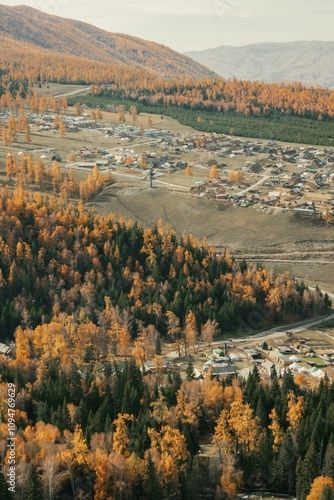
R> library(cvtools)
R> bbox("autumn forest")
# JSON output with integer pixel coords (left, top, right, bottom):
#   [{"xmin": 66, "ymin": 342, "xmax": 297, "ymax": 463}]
[
  {"xmin": 0, "ymin": 189, "xmax": 332, "ymax": 499},
  {"xmin": 1, "ymin": 4, "xmax": 334, "ymax": 500},
  {"xmin": 2, "ymin": 31, "xmax": 334, "ymax": 145}
]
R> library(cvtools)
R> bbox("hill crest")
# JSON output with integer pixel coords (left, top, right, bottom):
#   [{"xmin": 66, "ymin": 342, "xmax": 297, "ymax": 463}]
[
  {"xmin": 186, "ymin": 41, "xmax": 334, "ymax": 88},
  {"xmin": 0, "ymin": 4, "xmax": 216, "ymax": 80}
]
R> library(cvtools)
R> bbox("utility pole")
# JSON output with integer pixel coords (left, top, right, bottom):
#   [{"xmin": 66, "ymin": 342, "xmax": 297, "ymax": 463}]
[{"xmin": 149, "ymin": 165, "xmax": 154, "ymax": 188}]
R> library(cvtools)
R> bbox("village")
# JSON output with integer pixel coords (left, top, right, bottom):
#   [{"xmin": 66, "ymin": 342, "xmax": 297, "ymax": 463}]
[
  {"xmin": 2, "ymin": 104, "xmax": 333, "ymax": 222},
  {"xmin": 162, "ymin": 315, "xmax": 334, "ymax": 384}
]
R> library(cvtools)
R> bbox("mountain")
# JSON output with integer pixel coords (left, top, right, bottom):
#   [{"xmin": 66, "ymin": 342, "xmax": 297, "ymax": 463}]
[
  {"xmin": 186, "ymin": 41, "xmax": 334, "ymax": 88},
  {"xmin": 0, "ymin": 4, "xmax": 216, "ymax": 80}
]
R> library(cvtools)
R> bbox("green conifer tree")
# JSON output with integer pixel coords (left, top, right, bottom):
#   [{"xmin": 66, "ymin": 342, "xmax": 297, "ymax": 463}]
[
  {"xmin": 25, "ymin": 466, "xmax": 44, "ymax": 500},
  {"xmin": 186, "ymin": 359, "xmax": 194, "ymax": 381},
  {"xmin": 0, "ymin": 471, "xmax": 14, "ymax": 499},
  {"xmin": 322, "ymin": 441, "xmax": 334, "ymax": 480},
  {"xmin": 320, "ymin": 485, "xmax": 333, "ymax": 500},
  {"xmin": 143, "ymin": 453, "xmax": 161, "ymax": 500},
  {"xmin": 296, "ymin": 442, "xmax": 320, "ymax": 500},
  {"xmin": 273, "ymin": 432, "xmax": 297, "ymax": 496}
]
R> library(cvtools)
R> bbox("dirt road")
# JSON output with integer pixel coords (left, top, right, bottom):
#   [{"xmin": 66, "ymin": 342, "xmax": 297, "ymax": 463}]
[
  {"xmin": 237, "ymin": 174, "xmax": 270, "ymax": 195},
  {"xmin": 55, "ymin": 86, "xmax": 91, "ymax": 98}
]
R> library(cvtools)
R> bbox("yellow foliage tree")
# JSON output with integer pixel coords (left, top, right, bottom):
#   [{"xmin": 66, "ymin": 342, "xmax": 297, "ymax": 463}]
[
  {"xmin": 307, "ymin": 476, "xmax": 333, "ymax": 500},
  {"xmin": 185, "ymin": 164, "xmax": 193, "ymax": 176},
  {"xmin": 112, "ymin": 414, "xmax": 133, "ymax": 457},
  {"xmin": 201, "ymin": 319, "xmax": 219, "ymax": 346},
  {"xmin": 184, "ymin": 310, "xmax": 198, "ymax": 354},
  {"xmin": 213, "ymin": 409, "xmax": 234, "ymax": 455},
  {"xmin": 228, "ymin": 169, "xmax": 237, "ymax": 183},
  {"xmin": 58, "ymin": 117, "xmax": 66, "ymax": 137},
  {"xmin": 209, "ymin": 164, "xmax": 219, "ymax": 180},
  {"xmin": 219, "ymin": 453, "xmax": 243, "ymax": 500},
  {"xmin": 175, "ymin": 389, "xmax": 200, "ymax": 427},
  {"xmin": 148, "ymin": 425, "xmax": 189, "ymax": 465},
  {"xmin": 268, "ymin": 408, "xmax": 284, "ymax": 452},
  {"xmin": 146, "ymin": 116, "xmax": 153, "ymax": 128},
  {"xmin": 93, "ymin": 448, "xmax": 113, "ymax": 500},
  {"xmin": 286, "ymin": 391, "xmax": 304, "ymax": 432},
  {"xmin": 203, "ymin": 381, "xmax": 225, "ymax": 421},
  {"xmin": 228, "ymin": 393, "xmax": 261, "ymax": 454}
]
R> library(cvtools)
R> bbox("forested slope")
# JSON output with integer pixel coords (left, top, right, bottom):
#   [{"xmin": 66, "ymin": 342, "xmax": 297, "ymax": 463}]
[
  {"xmin": 0, "ymin": 5, "xmax": 216, "ymax": 80},
  {"xmin": 0, "ymin": 188, "xmax": 327, "ymax": 343},
  {"xmin": 0, "ymin": 190, "xmax": 333, "ymax": 498}
]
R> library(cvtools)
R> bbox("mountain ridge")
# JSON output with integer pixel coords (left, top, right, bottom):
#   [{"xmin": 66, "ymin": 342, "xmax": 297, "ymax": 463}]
[
  {"xmin": 185, "ymin": 41, "xmax": 334, "ymax": 88},
  {"xmin": 0, "ymin": 4, "xmax": 216, "ymax": 80}
]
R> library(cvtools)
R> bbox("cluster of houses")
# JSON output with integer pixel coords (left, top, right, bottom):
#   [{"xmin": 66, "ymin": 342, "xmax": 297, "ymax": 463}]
[
  {"xmin": 202, "ymin": 347, "xmax": 241, "ymax": 377},
  {"xmin": 103, "ymin": 124, "xmax": 173, "ymax": 141},
  {"xmin": 10, "ymin": 109, "xmax": 334, "ymax": 217},
  {"xmin": 181, "ymin": 338, "xmax": 334, "ymax": 381},
  {"xmin": 67, "ymin": 145, "xmax": 191, "ymax": 174},
  {"xmin": 27, "ymin": 113, "xmax": 93, "ymax": 132},
  {"xmin": 245, "ymin": 337, "xmax": 334, "ymax": 380},
  {"xmin": 187, "ymin": 138, "xmax": 334, "ymax": 214}
]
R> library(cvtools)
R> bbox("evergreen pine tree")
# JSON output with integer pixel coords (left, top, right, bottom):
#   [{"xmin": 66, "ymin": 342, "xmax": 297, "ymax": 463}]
[
  {"xmin": 296, "ymin": 419, "xmax": 310, "ymax": 456},
  {"xmin": 257, "ymin": 434, "xmax": 274, "ymax": 486},
  {"xmin": 255, "ymin": 396, "xmax": 269, "ymax": 428},
  {"xmin": 296, "ymin": 442, "xmax": 320, "ymax": 500},
  {"xmin": 0, "ymin": 471, "xmax": 14, "ymax": 499},
  {"xmin": 320, "ymin": 485, "xmax": 333, "ymax": 500},
  {"xmin": 143, "ymin": 453, "xmax": 161, "ymax": 500},
  {"xmin": 155, "ymin": 333, "xmax": 162, "ymax": 355},
  {"xmin": 322, "ymin": 441, "xmax": 334, "ymax": 480},
  {"xmin": 281, "ymin": 369, "xmax": 297, "ymax": 397},
  {"xmin": 181, "ymin": 422, "xmax": 199, "ymax": 456},
  {"xmin": 69, "ymin": 361, "xmax": 83, "ymax": 405},
  {"xmin": 273, "ymin": 432, "xmax": 297, "ymax": 495},
  {"xmin": 186, "ymin": 359, "xmax": 194, "ymax": 381},
  {"xmin": 310, "ymin": 412, "xmax": 325, "ymax": 455},
  {"xmin": 25, "ymin": 466, "xmax": 44, "ymax": 500},
  {"xmin": 85, "ymin": 383, "xmax": 101, "ymax": 413},
  {"xmin": 62, "ymin": 397, "xmax": 71, "ymax": 430},
  {"xmin": 76, "ymin": 398, "xmax": 88, "ymax": 427},
  {"xmin": 104, "ymin": 414, "xmax": 113, "ymax": 434},
  {"xmin": 184, "ymin": 456, "xmax": 215, "ymax": 500},
  {"xmin": 270, "ymin": 365, "xmax": 281, "ymax": 400}
]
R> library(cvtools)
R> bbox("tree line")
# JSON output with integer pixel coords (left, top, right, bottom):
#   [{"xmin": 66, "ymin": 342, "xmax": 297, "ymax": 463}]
[{"xmin": 69, "ymin": 94, "xmax": 334, "ymax": 147}]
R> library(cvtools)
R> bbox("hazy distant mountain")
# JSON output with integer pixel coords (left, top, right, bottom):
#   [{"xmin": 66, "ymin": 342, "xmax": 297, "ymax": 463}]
[
  {"xmin": 0, "ymin": 5, "xmax": 216, "ymax": 80},
  {"xmin": 186, "ymin": 41, "xmax": 334, "ymax": 88}
]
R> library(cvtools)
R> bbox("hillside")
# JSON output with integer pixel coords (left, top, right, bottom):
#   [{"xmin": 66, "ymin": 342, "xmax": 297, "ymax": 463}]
[
  {"xmin": 0, "ymin": 189, "xmax": 333, "ymax": 499},
  {"xmin": 186, "ymin": 41, "xmax": 334, "ymax": 88},
  {"xmin": 0, "ymin": 4, "xmax": 216, "ymax": 80}
]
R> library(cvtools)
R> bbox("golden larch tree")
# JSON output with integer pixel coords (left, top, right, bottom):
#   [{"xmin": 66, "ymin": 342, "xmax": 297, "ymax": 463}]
[
  {"xmin": 268, "ymin": 408, "xmax": 284, "ymax": 452},
  {"xmin": 185, "ymin": 164, "xmax": 193, "ymax": 176},
  {"xmin": 209, "ymin": 164, "xmax": 219, "ymax": 180},
  {"xmin": 307, "ymin": 476, "xmax": 334, "ymax": 500},
  {"xmin": 184, "ymin": 310, "xmax": 198, "ymax": 354},
  {"xmin": 286, "ymin": 391, "xmax": 305, "ymax": 432},
  {"xmin": 112, "ymin": 414, "xmax": 133, "ymax": 457}
]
